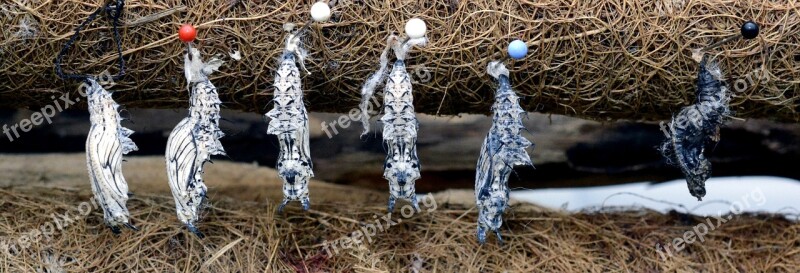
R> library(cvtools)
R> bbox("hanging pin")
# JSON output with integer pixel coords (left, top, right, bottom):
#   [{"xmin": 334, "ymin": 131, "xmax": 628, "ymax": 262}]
[
  {"xmin": 179, "ymin": 24, "xmax": 197, "ymax": 60},
  {"xmin": 305, "ymin": 1, "xmax": 331, "ymax": 32},
  {"xmin": 400, "ymin": 17, "xmax": 427, "ymax": 44},
  {"xmin": 288, "ymin": 1, "xmax": 330, "ymax": 46},
  {"xmin": 701, "ymin": 21, "xmax": 759, "ymax": 52},
  {"xmin": 497, "ymin": 39, "xmax": 528, "ymax": 64}
]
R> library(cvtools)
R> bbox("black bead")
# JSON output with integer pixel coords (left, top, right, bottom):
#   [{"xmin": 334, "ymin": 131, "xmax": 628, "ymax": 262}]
[{"xmin": 741, "ymin": 21, "xmax": 759, "ymax": 39}]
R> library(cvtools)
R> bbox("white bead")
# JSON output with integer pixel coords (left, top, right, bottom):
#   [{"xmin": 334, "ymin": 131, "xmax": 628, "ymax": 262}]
[
  {"xmin": 310, "ymin": 2, "xmax": 331, "ymax": 22},
  {"xmin": 405, "ymin": 18, "xmax": 427, "ymax": 39}
]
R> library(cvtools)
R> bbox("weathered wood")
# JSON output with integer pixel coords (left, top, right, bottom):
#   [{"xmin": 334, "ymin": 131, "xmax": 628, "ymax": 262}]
[{"xmin": 2, "ymin": 109, "xmax": 799, "ymax": 191}]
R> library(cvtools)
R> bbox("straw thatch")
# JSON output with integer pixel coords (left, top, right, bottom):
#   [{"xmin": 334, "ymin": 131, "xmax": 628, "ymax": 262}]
[
  {"xmin": 0, "ymin": 154, "xmax": 798, "ymax": 272},
  {"xmin": 1, "ymin": 0, "xmax": 798, "ymax": 121}
]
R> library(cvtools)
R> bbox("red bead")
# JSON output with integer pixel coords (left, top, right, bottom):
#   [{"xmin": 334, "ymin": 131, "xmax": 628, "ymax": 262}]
[{"xmin": 178, "ymin": 24, "xmax": 196, "ymax": 42}]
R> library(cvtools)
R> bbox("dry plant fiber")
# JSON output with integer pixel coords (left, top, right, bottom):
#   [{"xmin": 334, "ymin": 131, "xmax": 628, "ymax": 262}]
[
  {"xmin": 0, "ymin": 187, "xmax": 798, "ymax": 272},
  {"xmin": 0, "ymin": 154, "xmax": 798, "ymax": 272},
  {"xmin": 1, "ymin": 0, "xmax": 799, "ymax": 122}
]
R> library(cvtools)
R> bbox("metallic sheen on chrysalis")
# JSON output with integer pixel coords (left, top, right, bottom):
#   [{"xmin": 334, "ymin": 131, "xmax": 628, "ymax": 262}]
[
  {"xmin": 85, "ymin": 78, "xmax": 139, "ymax": 234},
  {"xmin": 382, "ymin": 59, "xmax": 422, "ymax": 212},
  {"xmin": 475, "ymin": 61, "xmax": 534, "ymax": 244},
  {"xmin": 165, "ymin": 48, "xmax": 226, "ymax": 237},
  {"xmin": 358, "ymin": 35, "xmax": 427, "ymax": 212},
  {"xmin": 266, "ymin": 32, "xmax": 314, "ymax": 212}
]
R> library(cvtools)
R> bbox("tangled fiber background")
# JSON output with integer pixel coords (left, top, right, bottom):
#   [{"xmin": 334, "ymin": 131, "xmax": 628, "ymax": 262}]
[
  {"xmin": 1, "ymin": 185, "xmax": 798, "ymax": 271},
  {"xmin": 1, "ymin": 0, "xmax": 799, "ymax": 121},
  {"xmin": 0, "ymin": 154, "xmax": 798, "ymax": 272}
]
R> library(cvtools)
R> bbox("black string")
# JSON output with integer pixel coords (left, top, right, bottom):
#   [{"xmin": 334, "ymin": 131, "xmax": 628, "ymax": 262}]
[{"xmin": 54, "ymin": 0, "xmax": 125, "ymax": 82}]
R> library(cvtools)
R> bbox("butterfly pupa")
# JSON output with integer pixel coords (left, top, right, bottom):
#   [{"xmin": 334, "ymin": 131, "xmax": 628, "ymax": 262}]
[
  {"xmin": 475, "ymin": 61, "xmax": 534, "ymax": 244},
  {"xmin": 265, "ymin": 30, "xmax": 315, "ymax": 212},
  {"xmin": 358, "ymin": 34, "xmax": 427, "ymax": 212},
  {"xmin": 660, "ymin": 56, "xmax": 730, "ymax": 201},
  {"xmin": 165, "ymin": 48, "xmax": 225, "ymax": 237},
  {"xmin": 85, "ymin": 78, "xmax": 139, "ymax": 234}
]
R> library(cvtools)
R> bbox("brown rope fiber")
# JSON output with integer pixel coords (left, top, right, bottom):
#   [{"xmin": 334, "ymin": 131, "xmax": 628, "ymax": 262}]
[
  {"xmin": 1, "ymin": 0, "xmax": 798, "ymax": 121},
  {"xmin": 0, "ymin": 186, "xmax": 798, "ymax": 271}
]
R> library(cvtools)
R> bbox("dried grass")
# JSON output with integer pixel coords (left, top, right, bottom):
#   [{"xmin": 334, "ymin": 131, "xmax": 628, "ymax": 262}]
[
  {"xmin": 1, "ymin": 1, "xmax": 799, "ymax": 121},
  {"xmin": 0, "ymin": 186, "xmax": 797, "ymax": 272}
]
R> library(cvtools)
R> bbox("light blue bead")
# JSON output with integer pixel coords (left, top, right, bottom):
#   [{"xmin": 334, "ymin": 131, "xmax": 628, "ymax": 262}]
[{"xmin": 507, "ymin": 39, "xmax": 528, "ymax": 60}]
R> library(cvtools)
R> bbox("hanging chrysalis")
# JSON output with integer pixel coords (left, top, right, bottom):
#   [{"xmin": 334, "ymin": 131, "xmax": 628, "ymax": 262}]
[
  {"xmin": 475, "ymin": 58, "xmax": 534, "ymax": 244},
  {"xmin": 85, "ymin": 79, "xmax": 139, "ymax": 233},
  {"xmin": 266, "ymin": 2, "xmax": 330, "ymax": 212},
  {"xmin": 660, "ymin": 57, "xmax": 729, "ymax": 201},
  {"xmin": 659, "ymin": 21, "xmax": 759, "ymax": 201},
  {"xmin": 165, "ymin": 25, "xmax": 226, "ymax": 237},
  {"xmin": 358, "ymin": 18, "xmax": 427, "ymax": 212},
  {"xmin": 54, "ymin": 0, "xmax": 137, "ymax": 234},
  {"xmin": 266, "ymin": 28, "xmax": 314, "ymax": 212}
]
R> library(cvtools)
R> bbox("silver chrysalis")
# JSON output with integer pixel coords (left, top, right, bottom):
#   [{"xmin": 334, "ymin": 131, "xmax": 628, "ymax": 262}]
[
  {"xmin": 165, "ymin": 48, "xmax": 225, "ymax": 237},
  {"xmin": 381, "ymin": 59, "xmax": 422, "ymax": 212},
  {"xmin": 266, "ymin": 31, "xmax": 314, "ymax": 212},
  {"xmin": 660, "ymin": 56, "xmax": 730, "ymax": 201},
  {"xmin": 358, "ymin": 35, "xmax": 427, "ymax": 212},
  {"xmin": 475, "ymin": 61, "xmax": 533, "ymax": 244},
  {"xmin": 85, "ymin": 78, "xmax": 139, "ymax": 233}
]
